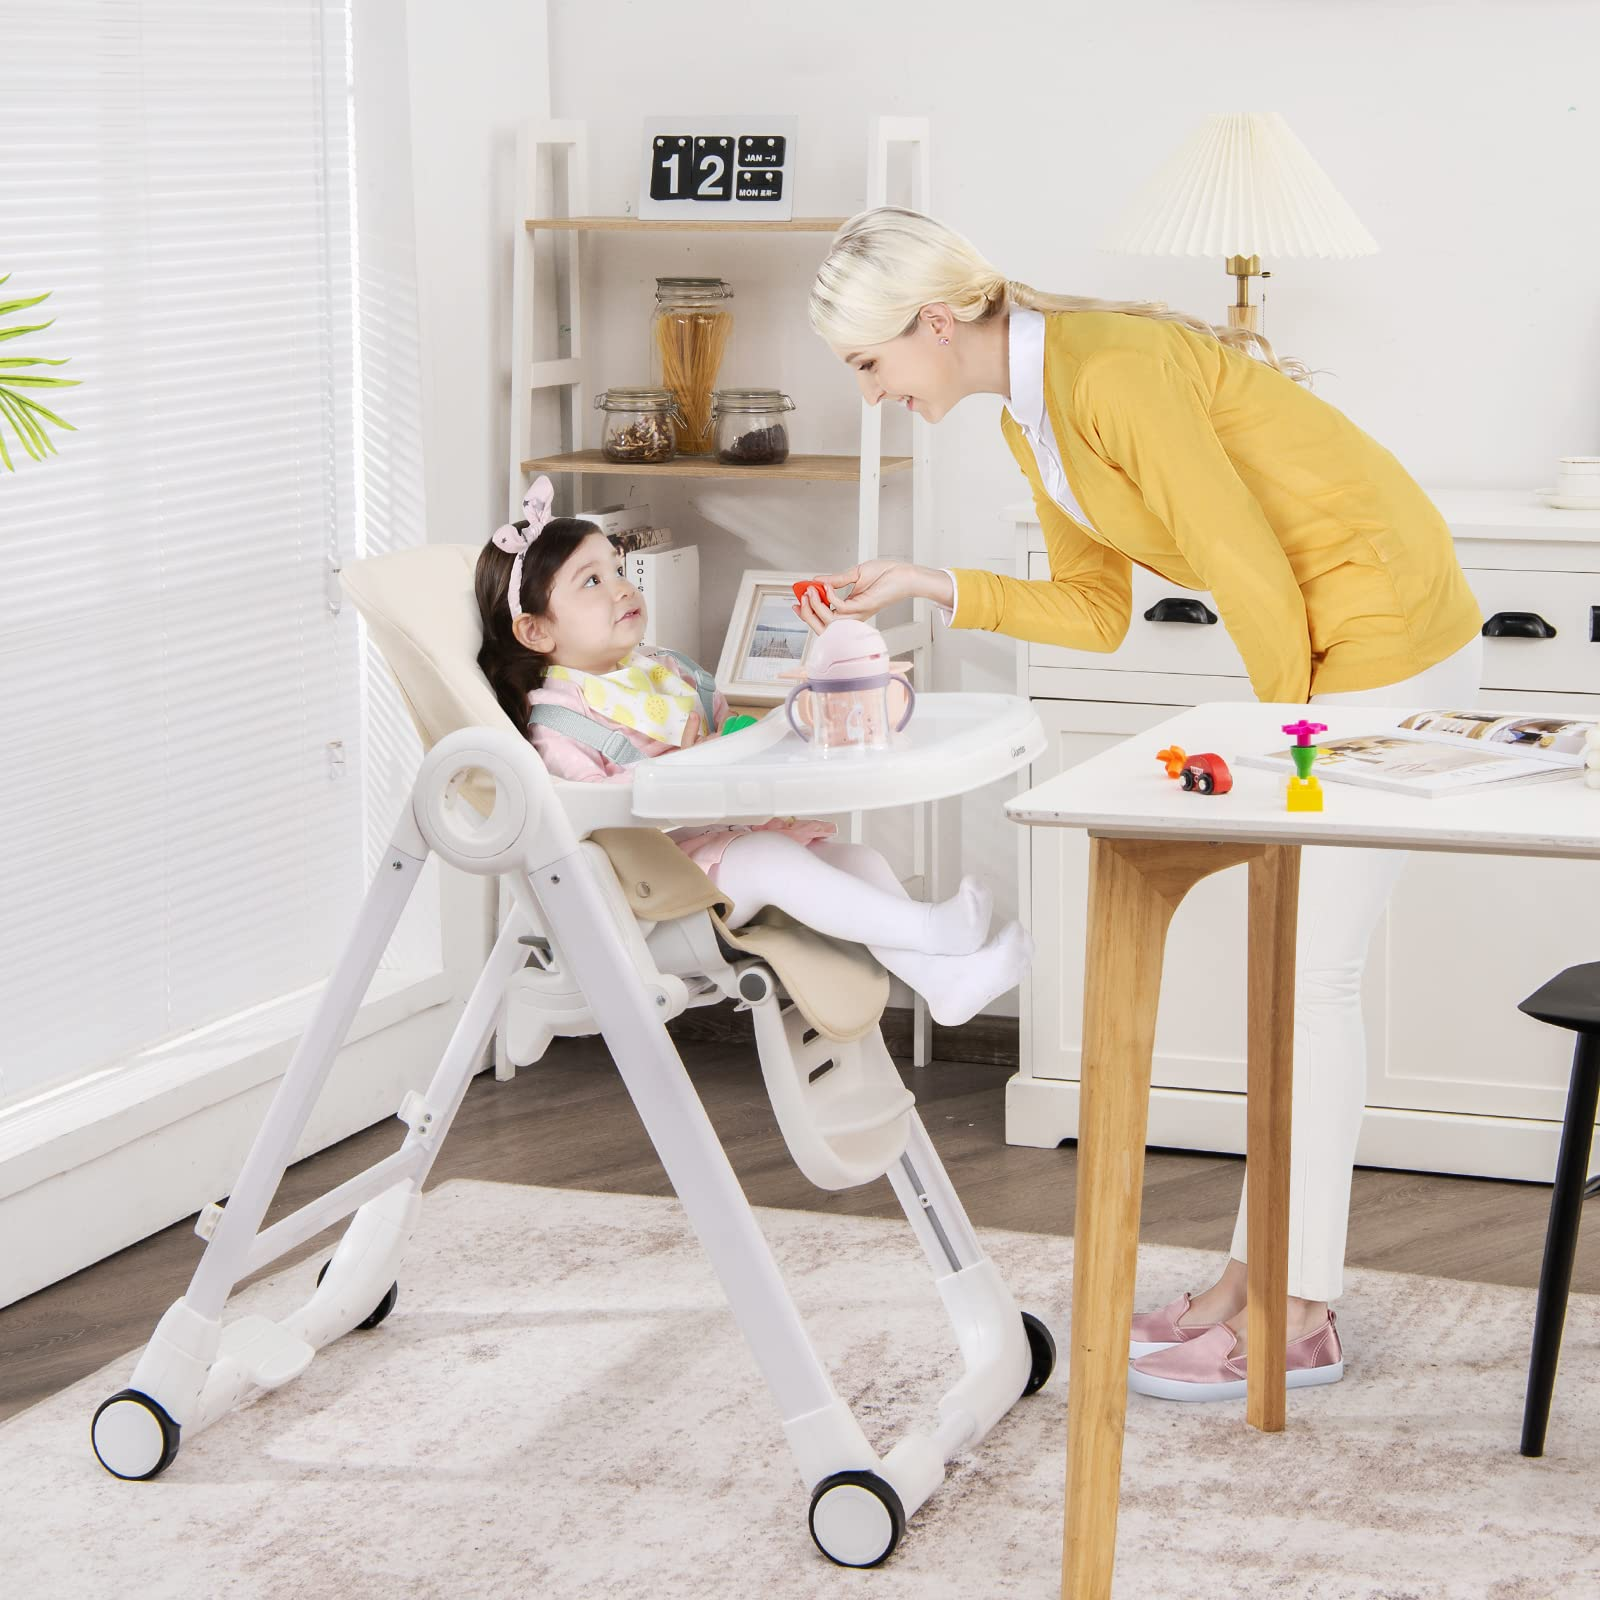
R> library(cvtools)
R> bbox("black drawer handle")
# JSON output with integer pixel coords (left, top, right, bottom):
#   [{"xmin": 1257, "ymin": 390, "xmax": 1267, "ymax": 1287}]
[
  {"xmin": 1143, "ymin": 597, "xmax": 1218, "ymax": 625},
  {"xmin": 1482, "ymin": 611, "xmax": 1557, "ymax": 639}
]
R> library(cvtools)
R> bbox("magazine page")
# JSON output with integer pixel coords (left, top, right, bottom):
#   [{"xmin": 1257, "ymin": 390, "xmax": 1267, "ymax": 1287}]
[
  {"xmin": 1395, "ymin": 709, "xmax": 1593, "ymax": 765},
  {"xmin": 1234, "ymin": 734, "xmax": 1575, "ymax": 797}
]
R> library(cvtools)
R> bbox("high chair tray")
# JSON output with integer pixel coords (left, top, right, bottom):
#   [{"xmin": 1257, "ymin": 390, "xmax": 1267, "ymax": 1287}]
[{"xmin": 630, "ymin": 692, "xmax": 1045, "ymax": 822}]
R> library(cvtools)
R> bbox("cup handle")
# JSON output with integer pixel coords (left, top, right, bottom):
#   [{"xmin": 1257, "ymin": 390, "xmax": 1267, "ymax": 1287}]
[
  {"xmin": 784, "ymin": 684, "xmax": 809, "ymax": 738},
  {"xmin": 891, "ymin": 675, "xmax": 916, "ymax": 732}
]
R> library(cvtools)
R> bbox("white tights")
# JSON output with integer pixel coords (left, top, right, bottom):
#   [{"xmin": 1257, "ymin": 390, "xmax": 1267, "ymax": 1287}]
[{"xmin": 711, "ymin": 833, "xmax": 1034, "ymax": 1028}]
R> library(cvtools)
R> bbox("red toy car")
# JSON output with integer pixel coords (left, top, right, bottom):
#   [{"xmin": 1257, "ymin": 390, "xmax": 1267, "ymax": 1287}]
[{"xmin": 1179, "ymin": 752, "xmax": 1233, "ymax": 795}]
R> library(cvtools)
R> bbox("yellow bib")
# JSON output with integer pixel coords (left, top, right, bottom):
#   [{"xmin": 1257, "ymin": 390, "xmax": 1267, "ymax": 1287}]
[{"xmin": 548, "ymin": 651, "xmax": 702, "ymax": 746}]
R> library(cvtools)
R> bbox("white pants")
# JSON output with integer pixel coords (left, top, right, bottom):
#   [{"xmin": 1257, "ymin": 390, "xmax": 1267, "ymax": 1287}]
[{"xmin": 1227, "ymin": 635, "xmax": 1484, "ymax": 1302}]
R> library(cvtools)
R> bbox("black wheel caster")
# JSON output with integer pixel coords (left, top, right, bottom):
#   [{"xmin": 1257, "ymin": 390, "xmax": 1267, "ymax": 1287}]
[
  {"xmin": 1021, "ymin": 1311, "xmax": 1057, "ymax": 1396},
  {"xmin": 809, "ymin": 1469, "xmax": 905, "ymax": 1567},
  {"xmin": 91, "ymin": 1388, "xmax": 181, "ymax": 1480},
  {"xmin": 316, "ymin": 1259, "xmax": 399, "ymax": 1329}
]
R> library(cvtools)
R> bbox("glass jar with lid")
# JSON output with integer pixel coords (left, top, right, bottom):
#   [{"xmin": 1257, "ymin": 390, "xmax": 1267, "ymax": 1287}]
[
  {"xmin": 651, "ymin": 277, "xmax": 734, "ymax": 456},
  {"xmin": 713, "ymin": 388, "xmax": 796, "ymax": 465},
  {"xmin": 594, "ymin": 386, "xmax": 681, "ymax": 465}
]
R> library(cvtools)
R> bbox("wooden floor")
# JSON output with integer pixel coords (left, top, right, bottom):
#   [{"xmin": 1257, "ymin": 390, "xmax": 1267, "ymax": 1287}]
[{"xmin": 3, "ymin": 1030, "xmax": 1595, "ymax": 1424}]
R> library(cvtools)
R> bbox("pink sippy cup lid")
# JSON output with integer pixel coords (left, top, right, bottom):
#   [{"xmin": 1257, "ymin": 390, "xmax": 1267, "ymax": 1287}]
[{"xmin": 804, "ymin": 618, "xmax": 892, "ymax": 681}]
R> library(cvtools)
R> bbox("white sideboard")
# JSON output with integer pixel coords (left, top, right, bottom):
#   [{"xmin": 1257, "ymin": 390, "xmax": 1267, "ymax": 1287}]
[{"xmin": 1007, "ymin": 488, "xmax": 1600, "ymax": 1182}]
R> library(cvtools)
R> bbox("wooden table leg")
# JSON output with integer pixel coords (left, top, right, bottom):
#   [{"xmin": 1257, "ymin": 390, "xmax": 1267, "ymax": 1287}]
[
  {"xmin": 1245, "ymin": 844, "xmax": 1300, "ymax": 1433},
  {"xmin": 1063, "ymin": 835, "xmax": 1266, "ymax": 1600}
]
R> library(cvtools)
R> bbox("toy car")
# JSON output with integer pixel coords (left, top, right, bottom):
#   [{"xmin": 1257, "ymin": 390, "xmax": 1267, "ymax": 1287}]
[{"xmin": 1179, "ymin": 752, "xmax": 1233, "ymax": 795}]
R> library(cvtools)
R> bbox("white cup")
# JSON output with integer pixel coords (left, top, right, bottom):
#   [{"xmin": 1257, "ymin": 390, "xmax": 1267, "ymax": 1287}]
[{"xmin": 1555, "ymin": 456, "xmax": 1600, "ymax": 499}]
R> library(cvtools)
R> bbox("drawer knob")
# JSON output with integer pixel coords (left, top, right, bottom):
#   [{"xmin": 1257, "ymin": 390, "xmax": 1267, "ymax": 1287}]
[
  {"xmin": 1482, "ymin": 611, "xmax": 1557, "ymax": 639},
  {"xmin": 1143, "ymin": 597, "xmax": 1218, "ymax": 625}
]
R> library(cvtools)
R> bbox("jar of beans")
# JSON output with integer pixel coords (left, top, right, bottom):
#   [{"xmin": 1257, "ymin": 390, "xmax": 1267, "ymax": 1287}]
[
  {"xmin": 712, "ymin": 388, "xmax": 796, "ymax": 466},
  {"xmin": 595, "ymin": 387, "xmax": 681, "ymax": 465}
]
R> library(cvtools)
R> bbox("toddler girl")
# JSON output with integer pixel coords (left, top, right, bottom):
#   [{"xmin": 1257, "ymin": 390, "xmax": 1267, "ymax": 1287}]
[{"xmin": 474, "ymin": 478, "xmax": 1033, "ymax": 1026}]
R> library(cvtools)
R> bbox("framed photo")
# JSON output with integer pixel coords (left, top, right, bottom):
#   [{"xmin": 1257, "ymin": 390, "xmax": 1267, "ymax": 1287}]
[{"xmin": 716, "ymin": 570, "xmax": 818, "ymax": 705}]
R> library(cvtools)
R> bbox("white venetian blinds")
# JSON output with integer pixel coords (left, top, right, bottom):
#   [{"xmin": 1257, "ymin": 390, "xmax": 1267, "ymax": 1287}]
[{"xmin": 0, "ymin": 1, "xmax": 385, "ymax": 1105}]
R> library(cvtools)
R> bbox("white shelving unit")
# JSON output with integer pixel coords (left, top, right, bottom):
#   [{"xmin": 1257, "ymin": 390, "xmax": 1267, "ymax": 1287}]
[{"xmin": 506, "ymin": 116, "xmax": 944, "ymax": 1066}]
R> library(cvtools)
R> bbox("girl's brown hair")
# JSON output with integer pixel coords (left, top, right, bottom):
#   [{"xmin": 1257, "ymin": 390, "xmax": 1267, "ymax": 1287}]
[{"xmin": 474, "ymin": 518, "xmax": 610, "ymax": 729}]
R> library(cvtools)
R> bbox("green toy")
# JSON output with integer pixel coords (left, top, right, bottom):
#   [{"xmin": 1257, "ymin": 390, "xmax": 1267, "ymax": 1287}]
[{"xmin": 721, "ymin": 714, "xmax": 757, "ymax": 735}]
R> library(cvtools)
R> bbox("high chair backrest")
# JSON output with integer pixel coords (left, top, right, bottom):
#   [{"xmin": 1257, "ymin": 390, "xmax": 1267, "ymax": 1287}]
[
  {"xmin": 340, "ymin": 544, "xmax": 513, "ymax": 751},
  {"xmin": 340, "ymin": 544, "xmax": 634, "ymax": 833}
]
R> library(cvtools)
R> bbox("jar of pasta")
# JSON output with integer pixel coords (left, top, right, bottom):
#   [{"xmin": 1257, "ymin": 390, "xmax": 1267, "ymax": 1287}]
[
  {"xmin": 712, "ymin": 389, "xmax": 795, "ymax": 465},
  {"xmin": 651, "ymin": 277, "xmax": 734, "ymax": 456},
  {"xmin": 594, "ymin": 386, "xmax": 681, "ymax": 464}
]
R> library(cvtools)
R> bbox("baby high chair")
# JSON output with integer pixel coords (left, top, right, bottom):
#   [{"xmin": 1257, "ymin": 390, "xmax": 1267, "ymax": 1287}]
[{"xmin": 89, "ymin": 544, "xmax": 1050, "ymax": 1569}]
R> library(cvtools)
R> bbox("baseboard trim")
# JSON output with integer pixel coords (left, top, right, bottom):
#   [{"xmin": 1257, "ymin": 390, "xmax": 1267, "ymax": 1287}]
[{"xmin": 668, "ymin": 1005, "xmax": 1020, "ymax": 1068}]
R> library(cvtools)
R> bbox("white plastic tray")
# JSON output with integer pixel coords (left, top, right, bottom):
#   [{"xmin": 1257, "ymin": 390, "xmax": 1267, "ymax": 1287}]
[{"xmin": 629, "ymin": 692, "xmax": 1046, "ymax": 823}]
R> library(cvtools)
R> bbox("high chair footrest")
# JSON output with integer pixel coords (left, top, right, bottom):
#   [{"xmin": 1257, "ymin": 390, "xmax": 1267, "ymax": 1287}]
[
  {"xmin": 217, "ymin": 1315, "xmax": 315, "ymax": 1391},
  {"xmin": 814, "ymin": 1085, "xmax": 916, "ymax": 1141}
]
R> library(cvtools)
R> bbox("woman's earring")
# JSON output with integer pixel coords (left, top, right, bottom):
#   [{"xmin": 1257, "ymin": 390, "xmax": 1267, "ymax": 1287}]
[{"xmin": 938, "ymin": 337, "xmax": 950, "ymax": 346}]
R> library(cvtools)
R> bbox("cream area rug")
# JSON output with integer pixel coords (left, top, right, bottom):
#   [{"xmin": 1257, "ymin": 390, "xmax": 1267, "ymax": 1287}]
[{"xmin": 3, "ymin": 1179, "xmax": 1597, "ymax": 1599}]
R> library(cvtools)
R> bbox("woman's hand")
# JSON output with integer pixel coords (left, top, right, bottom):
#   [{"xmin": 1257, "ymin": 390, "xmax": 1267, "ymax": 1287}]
[{"xmin": 791, "ymin": 561, "xmax": 953, "ymax": 631}]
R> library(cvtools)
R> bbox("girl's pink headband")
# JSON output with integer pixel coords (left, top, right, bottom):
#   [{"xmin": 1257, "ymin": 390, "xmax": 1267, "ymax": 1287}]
[{"xmin": 491, "ymin": 475, "xmax": 557, "ymax": 623}]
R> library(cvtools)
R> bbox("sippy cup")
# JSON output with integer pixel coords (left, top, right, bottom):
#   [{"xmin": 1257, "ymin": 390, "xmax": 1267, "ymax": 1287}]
[{"xmin": 783, "ymin": 618, "xmax": 915, "ymax": 756}]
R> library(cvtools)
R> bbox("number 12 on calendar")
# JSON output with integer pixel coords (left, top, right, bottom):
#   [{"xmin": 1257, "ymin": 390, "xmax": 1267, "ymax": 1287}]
[{"xmin": 639, "ymin": 116, "xmax": 797, "ymax": 222}]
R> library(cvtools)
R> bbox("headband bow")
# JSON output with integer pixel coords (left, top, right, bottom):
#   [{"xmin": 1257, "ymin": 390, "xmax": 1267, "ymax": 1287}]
[{"xmin": 492, "ymin": 474, "xmax": 557, "ymax": 623}]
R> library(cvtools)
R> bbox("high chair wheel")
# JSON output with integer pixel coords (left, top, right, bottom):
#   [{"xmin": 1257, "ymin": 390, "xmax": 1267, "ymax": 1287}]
[
  {"xmin": 91, "ymin": 1388, "xmax": 181, "ymax": 1480},
  {"xmin": 808, "ymin": 1470, "xmax": 905, "ymax": 1568},
  {"xmin": 1021, "ymin": 1312, "xmax": 1057, "ymax": 1396},
  {"xmin": 316, "ymin": 1260, "xmax": 399, "ymax": 1330}
]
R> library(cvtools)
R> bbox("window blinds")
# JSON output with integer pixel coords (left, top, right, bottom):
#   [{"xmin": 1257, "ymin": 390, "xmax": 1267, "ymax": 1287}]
[{"xmin": 0, "ymin": 2, "xmax": 387, "ymax": 1105}]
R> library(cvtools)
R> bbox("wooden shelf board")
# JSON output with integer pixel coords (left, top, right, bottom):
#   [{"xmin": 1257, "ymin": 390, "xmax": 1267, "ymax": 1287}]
[
  {"xmin": 525, "ymin": 216, "xmax": 846, "ymax": 234},
  {"xmin": 521, "ymin": 450, "xmax": 911, "ymax": 483}
]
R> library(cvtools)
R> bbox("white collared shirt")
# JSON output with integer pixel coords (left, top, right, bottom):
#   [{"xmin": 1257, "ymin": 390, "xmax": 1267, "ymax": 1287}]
[{"xmin": 939, "ymin": 305, "xmax": 1098, "ymax": 623}]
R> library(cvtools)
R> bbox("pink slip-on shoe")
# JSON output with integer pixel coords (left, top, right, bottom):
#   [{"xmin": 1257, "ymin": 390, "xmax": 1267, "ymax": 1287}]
[
  {"xmin": 1127, "ymin": 1311, "xmax": 1344, "ymax": 1402},
  {"xmin": 1128, "ymin": 1292, "xmax": 1218, "ymax": 1358}
]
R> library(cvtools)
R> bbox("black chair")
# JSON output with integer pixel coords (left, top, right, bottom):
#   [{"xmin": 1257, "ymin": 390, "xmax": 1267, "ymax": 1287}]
[{"xmin": 1516, "ymin": 961, "xmax": 1600, "ymax": 1457}]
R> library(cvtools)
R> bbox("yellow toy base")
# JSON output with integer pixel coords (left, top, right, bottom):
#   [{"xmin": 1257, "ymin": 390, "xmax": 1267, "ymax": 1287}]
[{"xmin": 1286, "ymin": 775, "xmax": 1323, "ymax": 812}]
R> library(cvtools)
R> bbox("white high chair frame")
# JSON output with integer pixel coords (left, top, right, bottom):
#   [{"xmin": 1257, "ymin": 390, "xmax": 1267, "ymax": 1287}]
[{"xmin": 90, "ymin": 571, "xmax": 1053, "ymax": 1566}]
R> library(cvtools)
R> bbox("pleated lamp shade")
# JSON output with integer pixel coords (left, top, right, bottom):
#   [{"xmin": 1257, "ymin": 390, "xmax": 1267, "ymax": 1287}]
[{"xmin": 1101, "ymin": 112, "xmax": 1378, "ymax": 260}]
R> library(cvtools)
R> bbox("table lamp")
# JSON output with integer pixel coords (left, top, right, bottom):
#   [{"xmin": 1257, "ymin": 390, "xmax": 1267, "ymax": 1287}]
[{"xmin": 1099, "ymin": 111, "xmax": 1378, "ymax": 332}]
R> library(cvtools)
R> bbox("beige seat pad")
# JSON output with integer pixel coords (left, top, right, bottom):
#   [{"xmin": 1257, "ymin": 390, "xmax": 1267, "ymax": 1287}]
[{"xmin": 591, "ymin": 828, "xmax": 888, "ymax": 1044}]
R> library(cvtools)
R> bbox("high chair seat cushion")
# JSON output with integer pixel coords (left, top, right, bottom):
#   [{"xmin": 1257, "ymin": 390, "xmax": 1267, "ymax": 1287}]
[{"xmin": 592, "ymin": 828, "xmax": 889, "ymax": 1044}]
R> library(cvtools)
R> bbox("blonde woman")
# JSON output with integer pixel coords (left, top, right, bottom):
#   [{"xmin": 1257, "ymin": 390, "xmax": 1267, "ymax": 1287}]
[{"xmin": 802, "ymin": 206, "xmax": 1484, "ymax": 1403}]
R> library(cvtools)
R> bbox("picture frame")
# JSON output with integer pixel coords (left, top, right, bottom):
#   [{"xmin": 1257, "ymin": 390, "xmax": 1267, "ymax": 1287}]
[{"xmin": 715, "ymin": 569, "xmax": 818, "ymax": 705}]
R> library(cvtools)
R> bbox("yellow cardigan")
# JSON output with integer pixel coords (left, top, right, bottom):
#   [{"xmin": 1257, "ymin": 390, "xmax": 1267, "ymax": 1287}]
[{"xmin": 951, "ymin": 311, "xmax": 1482, "ymax": 702}]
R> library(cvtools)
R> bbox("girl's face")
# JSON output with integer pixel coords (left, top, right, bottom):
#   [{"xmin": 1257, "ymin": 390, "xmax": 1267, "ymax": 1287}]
[
  {"xmin": 836, "ymin": 306, "xmax": 957, "ymax": 423},
  {"xmin": 514, "ymin": 531, "xmax": 646, "ymax": 672}
]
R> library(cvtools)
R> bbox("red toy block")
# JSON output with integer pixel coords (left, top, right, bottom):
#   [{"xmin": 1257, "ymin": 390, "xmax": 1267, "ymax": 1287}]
[{"xmin": 792, "ymin": 580, "xmax": 831, "ymax": 609}]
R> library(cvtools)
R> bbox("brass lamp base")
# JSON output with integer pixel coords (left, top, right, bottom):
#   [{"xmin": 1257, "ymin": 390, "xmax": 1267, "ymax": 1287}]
[{"xmin": 1225, "ymin": 253, "xmax": 1264, "ymax": 333}]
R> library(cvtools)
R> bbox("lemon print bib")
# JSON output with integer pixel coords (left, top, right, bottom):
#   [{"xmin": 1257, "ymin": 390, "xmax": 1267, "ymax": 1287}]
[{"xmin": 548, "ymin": 650, "xmax": 702, "ymax": 746}]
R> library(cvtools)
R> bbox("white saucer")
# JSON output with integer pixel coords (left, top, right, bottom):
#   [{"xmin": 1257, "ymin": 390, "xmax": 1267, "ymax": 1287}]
[{"xmin": 1535, "ymin": 488, "xmax": 1600, "ymax": 510}]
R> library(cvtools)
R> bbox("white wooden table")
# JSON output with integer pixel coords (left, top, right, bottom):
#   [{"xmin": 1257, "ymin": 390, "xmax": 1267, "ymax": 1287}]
[{"xmin": 1006, "ymin": 701, "xmax": 1600, "ymax": 1600}]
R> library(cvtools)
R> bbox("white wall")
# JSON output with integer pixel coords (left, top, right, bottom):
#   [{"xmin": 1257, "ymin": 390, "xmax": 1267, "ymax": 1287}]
[{"xmin": 544, "ymin": 0, "xmax": 1600, "ymax": 1013}]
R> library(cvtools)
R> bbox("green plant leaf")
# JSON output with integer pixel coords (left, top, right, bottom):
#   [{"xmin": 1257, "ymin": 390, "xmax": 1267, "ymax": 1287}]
[
  {"xmin": 0, "ymin": 427, "xmax": 13, "ymax": 472},
  {"xmin": 0, "ymin": 390, "xmax": 49, "ymax": 461},
  {"xmin": 11, "ymin": 390, "xmax": 76, "ymax": 431},
  {"xmin": 0, "ymin": 356, "xmax": 72, "ymax": 368},
  {"xmin": 0, "ymin": 319, "xmax": 56, "ymax": 342},
  {"xmin": 0, "ymin": 373, "xmax": 78, "ymax": 387},
  {"xmin": 0, "ymin": 291, "xmax": 51, "ymax": 318}
]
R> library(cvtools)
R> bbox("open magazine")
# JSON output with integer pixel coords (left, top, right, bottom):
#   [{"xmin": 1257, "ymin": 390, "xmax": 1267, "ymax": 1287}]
[{"xmin": 1235, "ymin": 709, "xmax": 1594, "ymax": 798}]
